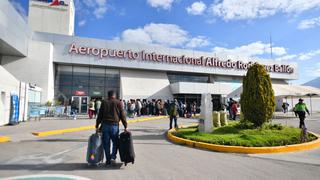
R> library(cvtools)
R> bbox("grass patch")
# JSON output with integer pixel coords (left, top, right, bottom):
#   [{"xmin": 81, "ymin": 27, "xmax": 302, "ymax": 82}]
[{"xmin": 175, "ymin": 122, "xmax": 317, "ymax": 147}]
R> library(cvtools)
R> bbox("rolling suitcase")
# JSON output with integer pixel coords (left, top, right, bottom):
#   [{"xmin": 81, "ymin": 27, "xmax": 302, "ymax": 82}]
[
  {"xmin": 119, "ymin": 131, "xmax": 135, "ymax": 166},
  {"xmin": 86, "ymin": 132, "xmax": 104, "ymax": 165}
]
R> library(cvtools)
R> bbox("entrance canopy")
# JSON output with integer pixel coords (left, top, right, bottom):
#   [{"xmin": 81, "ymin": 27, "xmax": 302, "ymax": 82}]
[
  {"xmin": 170, "ymin": 82, "xmax": 233, "ymax": 95},
  {"xmin": 228, "ymin": 84, "xmax": 320, "ymax": 98}
]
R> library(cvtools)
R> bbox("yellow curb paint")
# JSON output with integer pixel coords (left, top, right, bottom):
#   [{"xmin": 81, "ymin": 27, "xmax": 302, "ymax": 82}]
[
  {"xmin": 0, "ymin": 136, "xmax": 10, "ymax": 143},
  {"xmin": 32, "ymin": 116, "xmax": 167, "ymax": 137},
  {"xmin": 167, "ymin": 126, "xmax": 320, "ymax": 154}
]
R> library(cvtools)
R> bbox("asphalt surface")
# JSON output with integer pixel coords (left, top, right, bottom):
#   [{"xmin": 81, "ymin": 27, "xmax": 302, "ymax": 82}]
[{"xmin": 0, "ymin": 116, "xmax": 320, "ymax": 180}]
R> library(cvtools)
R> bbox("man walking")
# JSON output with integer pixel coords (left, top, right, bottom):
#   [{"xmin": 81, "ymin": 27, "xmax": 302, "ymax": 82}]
[
  {"xmin": 96, "ymin": 90, "xmax": 128, "ymax": 165},
  {"xmin": 169, "ymin": 99, "xmax": 179, "ymax": 129},
  {"xmin": 294, "ymin": 98, "xmax": 310, "ymax": 128}
]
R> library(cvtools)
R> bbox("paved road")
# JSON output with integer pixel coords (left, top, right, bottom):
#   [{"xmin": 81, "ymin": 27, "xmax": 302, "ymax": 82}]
[{"xmin": 0, "ymin": 117, "xmax": 320, "ymax": 180}]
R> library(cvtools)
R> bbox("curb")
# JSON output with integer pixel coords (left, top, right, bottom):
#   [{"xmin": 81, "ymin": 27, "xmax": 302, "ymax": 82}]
[
  {"xmin": 32, "ymin": 116, "xmax": 167, "ymax": 137},
  {"xmin": 167, "ymin": 125, "xmax": 320, "ymax": 154},
  {"xmin": 0, "ymin": 136, "xmax": 10, "ymax": 143}
]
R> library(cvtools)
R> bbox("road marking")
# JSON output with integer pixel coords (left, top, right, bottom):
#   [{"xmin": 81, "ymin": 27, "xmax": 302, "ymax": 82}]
[
  {"xmin": 31, "ymin": 116, "xmax": 168, "ymax": 137},
  {"xmin": 0, "ymin": 174, "xmax": 91, "ymax": 180},
  {"xmin": 0, "ymin": 136, "xmax": 10, "ymax": 143}
]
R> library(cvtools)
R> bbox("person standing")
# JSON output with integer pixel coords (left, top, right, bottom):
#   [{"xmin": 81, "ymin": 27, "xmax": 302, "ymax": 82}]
[
  {"xmin": 155, "ymin": 100, "xmax": 161, "ymax": 116},
  {"xmin": 294, "ymin": 98, "xmax": 310, "ymax": 128},
  {"xmin": 169, "ymin": 99, "xmax": 179, "ymax": 129},
  {"xmin": 227, "ymin": 98, "xmax": 234, "ymax": 120},
  {"xmin": 96, "ymin": 90, "xmax": 128, "ymax": 165},
  {"xmin": 95, "ymin": 99, "xmax": 102, "ymax": 117},
  {"xmin": 71, "ymin": 100, "xmax": 78, "ymax": 120},
  {"xmin": 231, "ymin": 101, "xmax": 238, "ymax": 120},
  {"xmin": 136, "ymin": 99, "xmax": 142, "ymax": 117},
  {"xmin": 192, "ymin": 102, "xmax": 197, "ymax": 117},
  {"xmin": 88, "ymin": 99, "xmax": 95, "ymax": 119}
]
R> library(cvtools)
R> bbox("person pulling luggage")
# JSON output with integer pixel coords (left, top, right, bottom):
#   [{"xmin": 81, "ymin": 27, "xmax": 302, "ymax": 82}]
[
  {"xmin": 96, "ymin": 90, "xmax": 128, "ymax": 166},
  {"xmin": 294, "ymin": 98, "xmax": 310, "ymax": 129}
]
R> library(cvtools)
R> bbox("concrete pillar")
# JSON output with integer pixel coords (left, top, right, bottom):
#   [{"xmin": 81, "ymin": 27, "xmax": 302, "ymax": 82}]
[{"xmin": 198, "ymin": 93, "xmax": 213, "ymax": 133}]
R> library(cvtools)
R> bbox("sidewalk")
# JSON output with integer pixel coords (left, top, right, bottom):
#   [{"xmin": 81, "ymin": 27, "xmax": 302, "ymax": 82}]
[{"xmin": 0, "ymin": 115, "xmax": 167, "ymax": 142}]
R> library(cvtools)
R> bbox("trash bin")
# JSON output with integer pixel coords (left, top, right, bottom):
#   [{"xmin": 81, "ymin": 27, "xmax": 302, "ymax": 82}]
[
  {"xmin": 212, "ymin": 111, "xmax": 221, "ymax": 127},
  {"xmin": 220, "ymin": 111, "xmax": 228, "ymax": 126}
]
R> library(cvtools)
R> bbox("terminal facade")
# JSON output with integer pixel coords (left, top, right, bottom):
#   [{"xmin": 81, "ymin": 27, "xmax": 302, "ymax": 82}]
[{"xmin": 0, "ymin": 0, "xmax": 299, "ymax": 125}]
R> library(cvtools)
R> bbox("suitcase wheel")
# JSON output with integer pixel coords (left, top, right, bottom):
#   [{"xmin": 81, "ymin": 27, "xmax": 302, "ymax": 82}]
[{"xmin": 124, "ymin": 163, "xmax": 127, "ymax": 166}]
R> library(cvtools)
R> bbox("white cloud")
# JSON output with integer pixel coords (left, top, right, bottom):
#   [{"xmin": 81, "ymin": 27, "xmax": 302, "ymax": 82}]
[
  {"xmin": 94, "ymin": 6, "xmax": 107, "ymax": 19},
  {"xmin": 78, "ymin": 20, "xmax": 87, "ymax": 26},
  {"xmin": 276, "ymin": 49, "xmax": 320, "ymax": 61},
  {"xmin": 122, "ymin": 28, "xmax": 152, "ymax": 44},
  {"xmin": 298, "ymin": 16, "xmax": 320, "ymax": 29},
  {"xmin": 212, "ymin": 41, "xmax": 287, "ymax": 58},
  {"xmin": 117, "ymin": 23, "xmax": 210, "ymax": 49},
  {"xmin": 306, "ymin": 63, "xmax": 320, "ymax": 77},
  {"xmin": 147, "ymin": 0, "xmax": 174, "ymax": 10},
  {"xmin": 186, "ymin": 1, "xmax": 207, "ymax": 15},
  {"xmin": 80, "ymin": 0, "xmax": 108, "ymax": 19},
  {"xmin": 298, "ymin": 49, "xmax": 320, "ymax": 60},
  {"xmin": 186, "ymin": 36, "xmax": 210, "ymax": 48},
  {"xmin": 210, "ymin": 0, "xmax": 320, "ymax": 21}
]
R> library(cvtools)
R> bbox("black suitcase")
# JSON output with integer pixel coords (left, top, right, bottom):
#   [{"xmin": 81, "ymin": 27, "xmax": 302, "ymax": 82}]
[
  {"xmin": 86, "ymin": 132, "xmax": 104, "ymax": 165},
  {"xmin": 119, "ymin": 131, "xmax": 135, "ymax": 166}
]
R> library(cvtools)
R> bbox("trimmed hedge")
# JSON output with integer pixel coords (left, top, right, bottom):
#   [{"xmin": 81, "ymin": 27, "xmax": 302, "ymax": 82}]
[{"xmin": 240, "ymin": 64, "xmax": 276, "ymax": 127}]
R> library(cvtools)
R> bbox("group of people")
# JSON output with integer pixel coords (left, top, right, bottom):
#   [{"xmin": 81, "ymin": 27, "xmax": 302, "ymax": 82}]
[
  {"xmin": 120, "ymin": 99, "xmax": 199, "ymax": 119},
  {"xmin": 226, "ymin": 98, "xmax": 239, "ymax": 120}
]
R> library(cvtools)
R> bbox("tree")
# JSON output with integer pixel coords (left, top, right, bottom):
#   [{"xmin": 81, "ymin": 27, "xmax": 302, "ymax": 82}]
[{"xmin": 240, "ymin": 63, "xmax": 276, "ymax": 127}]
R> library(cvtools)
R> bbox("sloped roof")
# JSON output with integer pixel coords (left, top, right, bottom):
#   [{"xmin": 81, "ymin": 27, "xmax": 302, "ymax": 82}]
[{"xmin": 227, "ymin": 84, "xmax": 320, "ymax": 98}]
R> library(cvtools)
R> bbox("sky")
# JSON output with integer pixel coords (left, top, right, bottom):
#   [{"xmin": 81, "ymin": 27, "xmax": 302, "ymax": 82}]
[{"xmin": 10, "ymin": 0, "xmax": 320, "ymax": 85}]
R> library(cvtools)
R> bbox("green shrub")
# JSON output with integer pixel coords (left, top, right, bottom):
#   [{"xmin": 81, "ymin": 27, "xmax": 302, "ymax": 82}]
[
  {"xmin": 240, "ymin": 64, "xmax": 276, "ymax": 127},
  {"xmin": 175, "ymin": 123, "xmax": 318, "ymax": 147}
]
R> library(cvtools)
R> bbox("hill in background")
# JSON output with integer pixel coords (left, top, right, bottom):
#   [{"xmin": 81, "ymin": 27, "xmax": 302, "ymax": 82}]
[{"xmin": 304, "ymin": 77, "xmax": 320, "ymax": 88}]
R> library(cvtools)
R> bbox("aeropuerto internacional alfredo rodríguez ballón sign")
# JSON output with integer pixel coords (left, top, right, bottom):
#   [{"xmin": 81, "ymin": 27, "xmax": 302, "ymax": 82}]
[{"xmin": 68, "ymin": 43, "xmax": 294, "ymax": 74}]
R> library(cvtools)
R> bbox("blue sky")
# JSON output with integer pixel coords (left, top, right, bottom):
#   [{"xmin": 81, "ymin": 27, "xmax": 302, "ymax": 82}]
[{"xmin": 10, "ymin": 0, "xmax": 320, "ymax": 85}]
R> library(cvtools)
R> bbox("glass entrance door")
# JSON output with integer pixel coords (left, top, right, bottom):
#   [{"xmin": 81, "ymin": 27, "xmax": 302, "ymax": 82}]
[{"xmin": 71, "ymin": 96, "xmax": 89, "ymax": 114}]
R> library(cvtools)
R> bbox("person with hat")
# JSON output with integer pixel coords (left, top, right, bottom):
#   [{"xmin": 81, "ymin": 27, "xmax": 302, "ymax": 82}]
[{"xmin": 294, "ymin": 98, "xmax": 310, "ymax": 128}]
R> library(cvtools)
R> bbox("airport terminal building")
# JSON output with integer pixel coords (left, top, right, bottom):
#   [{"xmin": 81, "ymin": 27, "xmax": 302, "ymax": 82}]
[{"xmin": 0, "ymin": 0, "xmax": 300, "ymax": 125}]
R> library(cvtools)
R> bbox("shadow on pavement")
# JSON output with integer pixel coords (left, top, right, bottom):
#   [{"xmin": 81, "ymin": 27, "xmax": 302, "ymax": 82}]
[
  {"xmin": 37, "ymin": 139, "xmax": 88, "ymax": 142},
  {"xmin": 0, "ymin": 163, "xmax": 124, "ymax": 171},
  {"xmin": 133, "ymin": 134, "xmax": 165, "ymax": 141}
]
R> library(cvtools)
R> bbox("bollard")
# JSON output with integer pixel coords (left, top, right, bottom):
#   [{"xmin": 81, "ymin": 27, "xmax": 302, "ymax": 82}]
[
  {"xmin": 220, "ymin": 111, "xmax": 228, "ymax": 126},
  {"xmin": 212, "ymin": 111, "xmax": 221, "ymax": 127}
]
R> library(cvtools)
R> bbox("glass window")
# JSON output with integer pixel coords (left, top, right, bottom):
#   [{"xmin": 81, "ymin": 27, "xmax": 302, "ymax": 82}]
[
  {"xmin": 55, "ymin": 65, "xmax": 72, "ymax": 86},
  {"xmin": 106, "ymin": 69, "xmax": 120, "ymax": 88},
  {"xmin": 55, "ymin": 65, "xmax": 120, "ymax": 101},
  {"xmin": 58, "ymin": 86, "xmax": 72, "ymax": 97},
  {"xmin": 90, "ymin": 67, "xmax": 105, "ymax": 77},
  {"xmin": 89, "ymin": 86, "xmax": 105, "ymax": 97},
  {"xmin": 167, "ymin": 73, "xmax": 209, "ymax": 84},
  {"xmin": 73, "ymin": 66, "xmax": 89, "ymax": 87},
  {"xmin": 73, "ymin": 86, "xmax": 89, "ymax": 96}
]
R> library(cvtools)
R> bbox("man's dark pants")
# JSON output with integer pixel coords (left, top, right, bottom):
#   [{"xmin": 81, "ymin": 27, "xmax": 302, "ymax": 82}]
[
  {"xmin": 297, "ymin": 111, "xmax": 306, "ymax": 128},
  {"xmin": 101, "ymin": 123, "xmax": 119, "ymax": 163},
  {"xmin": 170, "ymin": 115, "xmax": 178, "ymax": 129}
]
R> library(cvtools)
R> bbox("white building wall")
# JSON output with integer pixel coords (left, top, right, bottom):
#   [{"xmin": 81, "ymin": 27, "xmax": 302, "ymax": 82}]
[
  {"xmin": 120, "ymin": 69, "xmax": 173, "ymax": 100},
  {"xmin": 1, "ymin": 40, "xmax": 54, "ymax": 104},
  {"xmin": 28, "ymin": 0, "xmax": 74, "ymax": 36},
  {"xmin": 170, "ymin": 82, "xmax": 233, "ymax": 95},
  {"xmin": 0, "ymin": 66, "xmax": 20, "ymax": 126}
]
